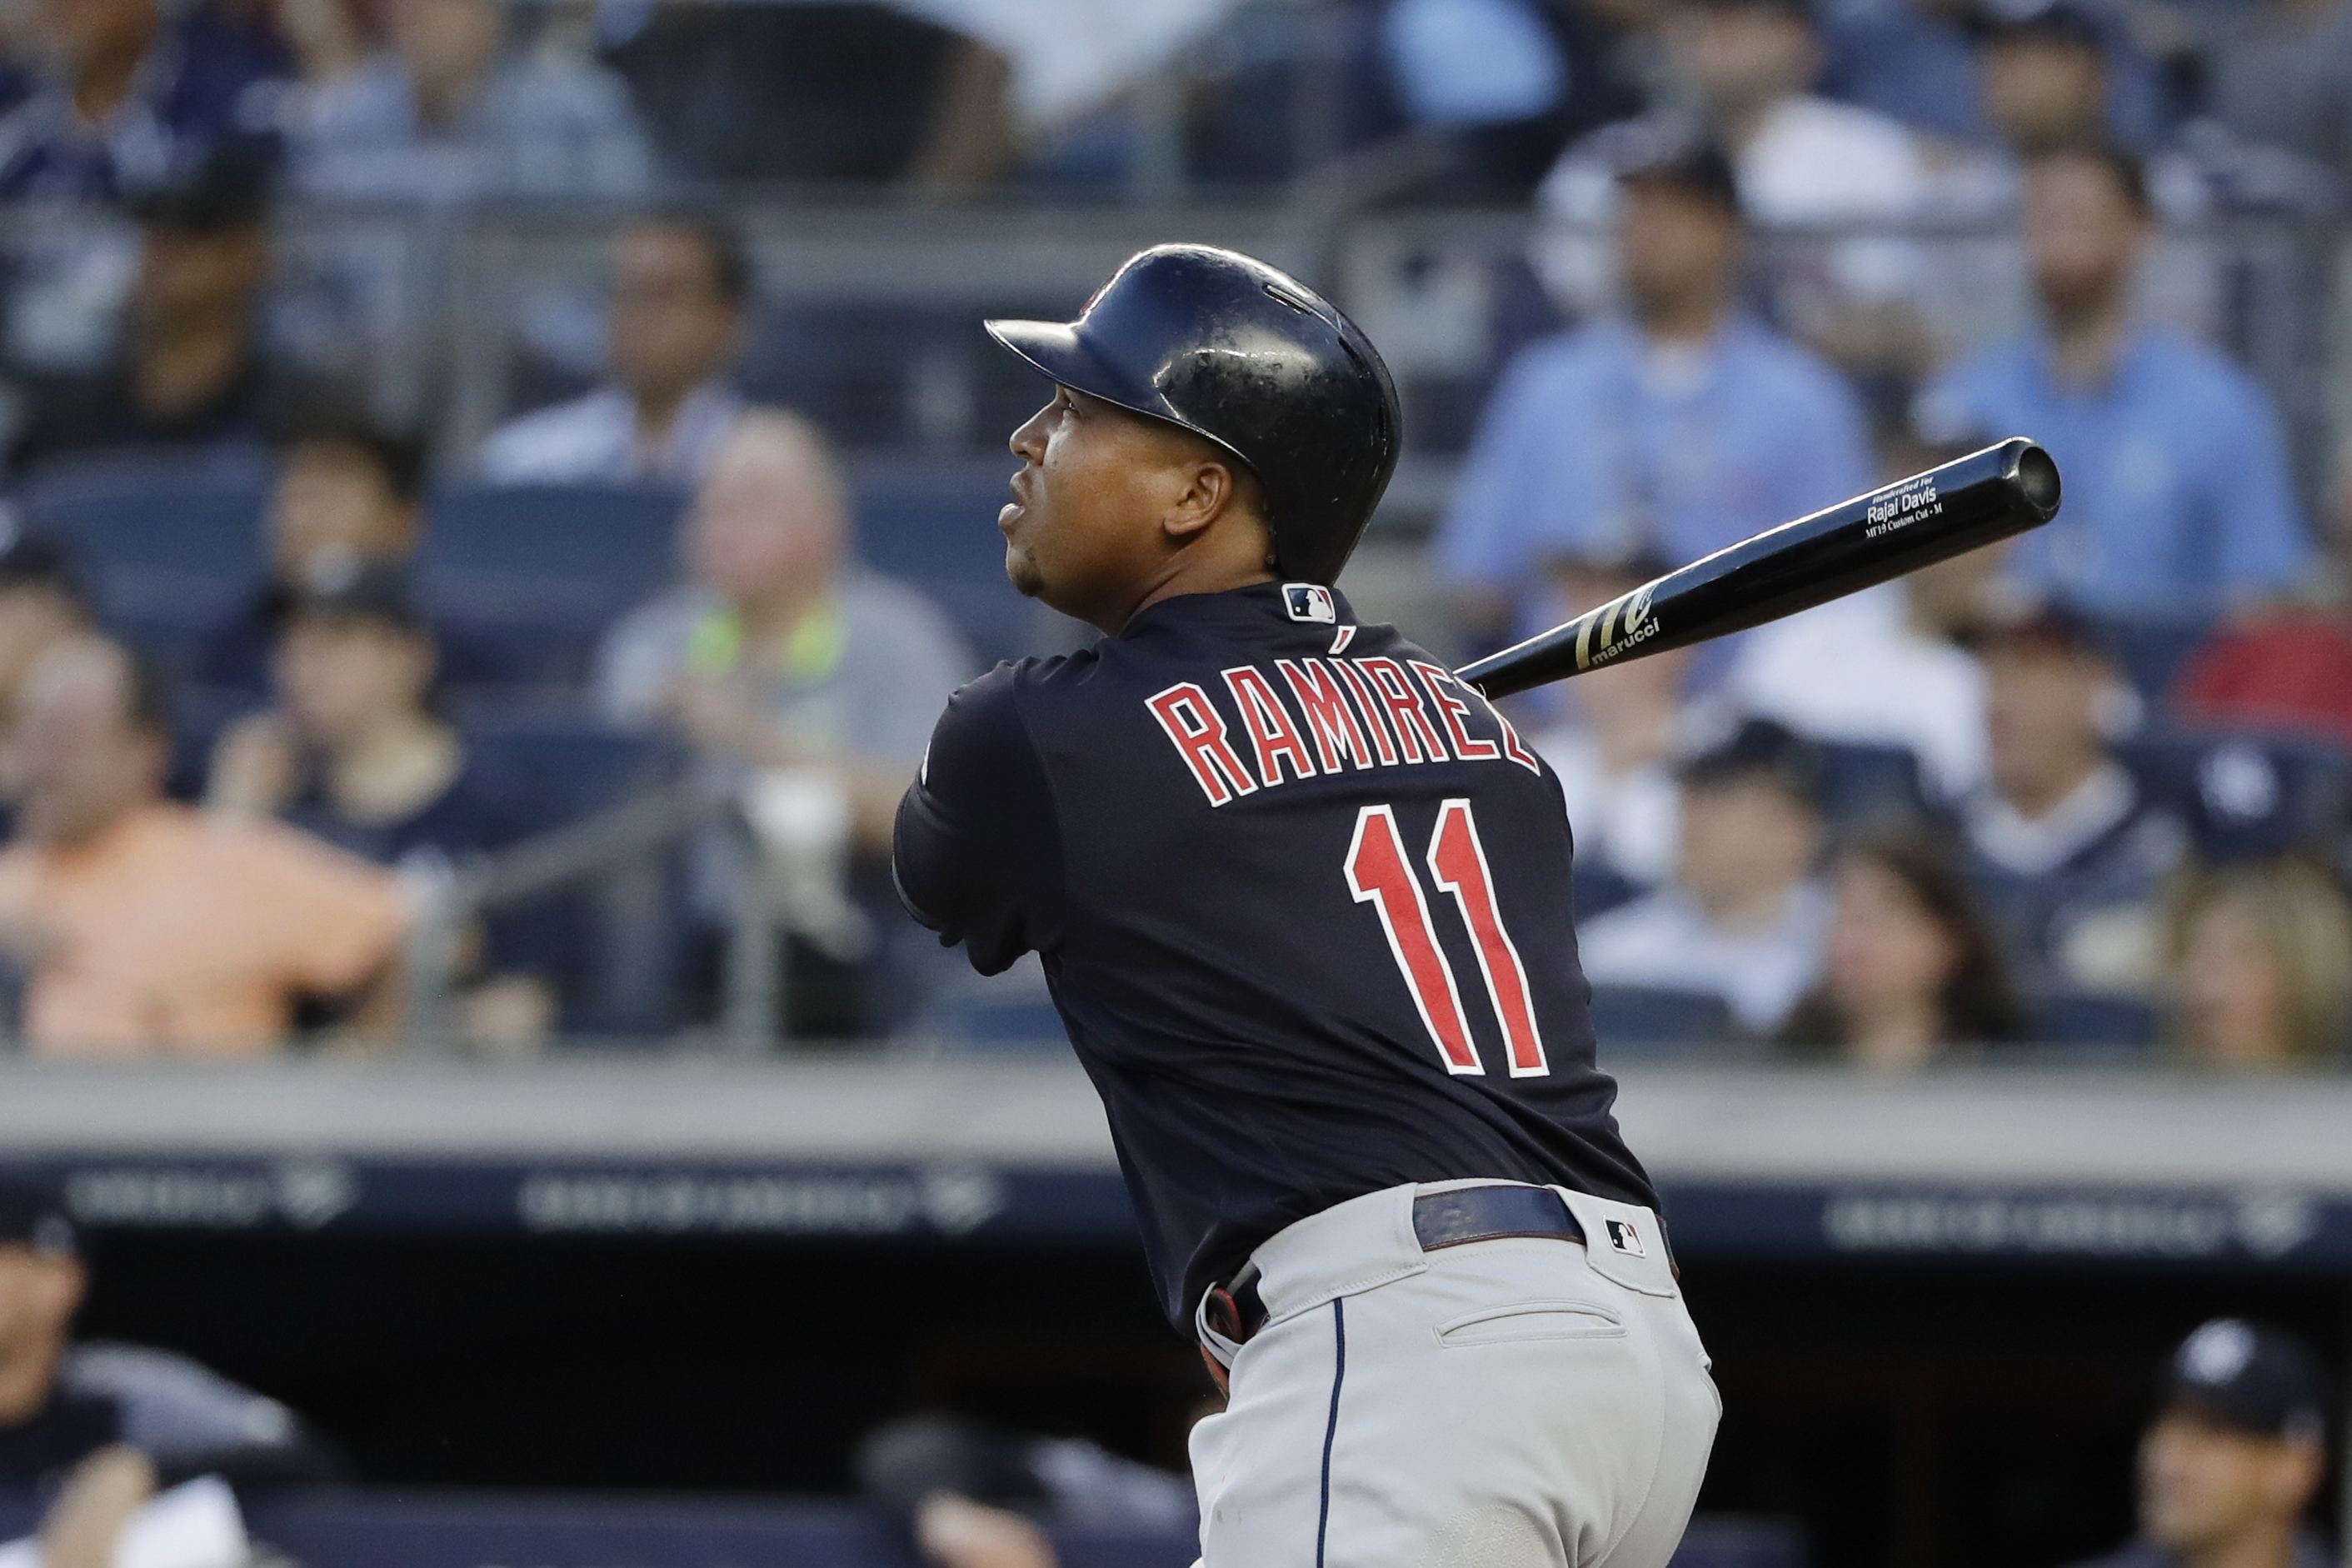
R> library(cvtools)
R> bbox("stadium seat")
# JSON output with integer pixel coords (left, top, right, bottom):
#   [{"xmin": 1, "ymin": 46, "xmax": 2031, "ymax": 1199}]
[
  {"xmin": 921, "ymin": 954, "xmax": 1067, "ymax": 1052},
  {"xmin": 2114, "ymin": 730, "xmax": 2351, "ymax": 861},
  {"xmin": 1589, "ymin": 983, "xmax": 1736, "ymax": 1051},
  {"xmin": 2030, "ymin": 991, "xmax": 2160, "ymax": 1049},
  {"xmin": 2095, "ymin": 611, "xmax": 2216, "ymax": 707},
  {"xmin": 418, "ymin": 484, "xmax": 688, "ymax": 689},
  {"xmin": 846, "ymin": 457, "xmax": 1051, "ymax": 666},
  {"xmin": 1814, "ymin": 740, "xmax": 1926, "ymax": 829},
  {"xmin": 1572, "ymin": 862, "xmax": 1640, "ymax": 921},
  {"xmin": 450, "ymin": 702, "xmax": 694, "ymax": 1036},
  {"xmin": 16, "ymin": 451, "xmax": 271, "ymax": 664}
]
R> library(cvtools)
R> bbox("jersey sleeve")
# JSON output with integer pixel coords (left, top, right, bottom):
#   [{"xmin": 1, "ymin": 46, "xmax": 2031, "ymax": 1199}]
[{"xmin": 892, "ymin": 664, "xmax": 1062, "ymax": 976}]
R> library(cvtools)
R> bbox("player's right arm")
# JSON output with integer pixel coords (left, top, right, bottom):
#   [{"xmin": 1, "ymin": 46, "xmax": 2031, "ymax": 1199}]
[{"xmin": 891, "ymin": 664, "xmax": 1064, "ymax": 976}]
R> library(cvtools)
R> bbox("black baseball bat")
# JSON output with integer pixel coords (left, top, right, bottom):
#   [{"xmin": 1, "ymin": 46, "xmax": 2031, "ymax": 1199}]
[{"xmin": 1456, "ymin": 437, "xmax": 2062, "ymax": 702}]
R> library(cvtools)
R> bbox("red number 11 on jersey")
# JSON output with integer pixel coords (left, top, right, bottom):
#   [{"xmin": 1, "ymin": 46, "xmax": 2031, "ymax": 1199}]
[{"xmin": 1344, "ymin": 799, "xmax": 1549, "ymax": 1077}]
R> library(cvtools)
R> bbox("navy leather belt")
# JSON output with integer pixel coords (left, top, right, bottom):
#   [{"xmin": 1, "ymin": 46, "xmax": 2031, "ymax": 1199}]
[{"xmin": 1205, "ymin": 1186, "xmax": 1585, "ymax": 1347}]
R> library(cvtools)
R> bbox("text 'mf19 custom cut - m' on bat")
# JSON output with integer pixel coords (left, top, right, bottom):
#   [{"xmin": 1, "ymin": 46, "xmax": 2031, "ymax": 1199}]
[{"xmin": 1456, "ymin": 437, "xmax": 2063, "ymax": 703}]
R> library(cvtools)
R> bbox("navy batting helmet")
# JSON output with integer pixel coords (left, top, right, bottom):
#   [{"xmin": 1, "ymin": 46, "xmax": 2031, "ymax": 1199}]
[{"xmin": 985, "ymin": 245, "xmax": 1402, "ymax": 587}]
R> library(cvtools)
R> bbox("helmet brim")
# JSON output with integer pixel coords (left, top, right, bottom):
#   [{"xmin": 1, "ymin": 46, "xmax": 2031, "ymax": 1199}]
[{"xmin": 985, "ymin": 317, "xmax": 1257, "ymax": 472}]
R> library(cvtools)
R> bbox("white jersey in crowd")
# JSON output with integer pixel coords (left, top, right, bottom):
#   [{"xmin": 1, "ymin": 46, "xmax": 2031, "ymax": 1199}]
[
  {"xmin": 1575, "ymin": 881, "xmax": 1833, "ymax": 1033},
  {"xmin": 1724, "ymin": 582, "xmax": 1989, "ymax": 803},
  {"xmin": 479, "ymin": 382, "xmax": 745, "ymax": 488}
]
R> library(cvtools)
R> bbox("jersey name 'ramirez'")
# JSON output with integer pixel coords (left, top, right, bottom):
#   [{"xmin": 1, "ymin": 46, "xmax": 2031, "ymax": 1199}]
[{"xmin": 1144, "ymin": 655, "xmax": 1543, "ymax": 806}]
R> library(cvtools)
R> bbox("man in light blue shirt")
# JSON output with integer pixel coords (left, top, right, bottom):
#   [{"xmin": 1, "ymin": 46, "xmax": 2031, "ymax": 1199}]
[
  {"xmin": 1918, "ymin": 145, "xmax": 2312, "ymax": 620},
  {"xmin": 1436, "ymin": 135, "xmax": 1873, "ymax": 642}
]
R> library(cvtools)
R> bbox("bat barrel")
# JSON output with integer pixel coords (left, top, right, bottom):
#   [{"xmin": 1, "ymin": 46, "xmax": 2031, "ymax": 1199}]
[{"xmin": 1457, "ymin": 437, "xmax": 2062, "ymax": 702}]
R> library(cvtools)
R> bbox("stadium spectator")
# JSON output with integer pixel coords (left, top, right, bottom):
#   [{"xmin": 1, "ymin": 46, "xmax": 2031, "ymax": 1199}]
[
  {"xmin": 860, "ymin": 1414, "xmax": 1195, "ymax": 1568},
  {"xmin": 6, "ymin": 146, "xmax": 312, "ymax": 477},
  {"xmin": 0, "ymin": 635, "xmax": 409, "ymax": 1057},
  {"xmin": 2065, "ymin": 1318, "xmax": 2330, "ymax": 1568},
  {"xmin": 1916, "ymin": 147, "xmax": 2312, "ymax": 620},
  {"xmin": 192, "ymin": 411, "xmax": 432, "ymax": 693},
  {"xmin": 598, "ymin": 409, "xmax": 967, "ymax": 856},
  {"xmin": 1725, "ymin": 484, "xmax": 2003, "ymax": 801},
  {"xmin": 206, "ymin": 562, "xmax": 560, "ymax": 1051},
  {"xmin": 0, "ymin": 531, "xmax": 93, "ymax": 735},
  {"xmin": 282, "ymin": 0, "xmax": 651, "ymax": 204},
  {"xmin": 2205, "ymin": 0, "xmax": 2352, "ymax": 177},
  {"xmin": 0, "ymin": 0, "xmax": 287, "ymax": 201},
  {"xmin": 1526, "ymin": 550, "xmax": 1692, "ymax": 892},
  {"xmin": 1958, "ymin": 602, "xmax": 2187, "ymax": 1000},
  {"xmin": 0, "ymin": 1176, "xmax": 333, "ymax": 1568},
  {"xmin": 1441, "ymin": 135, "xmax": 1872, "ymax": 642},
  {"xmin": 1778, "ymin": 824, "xmax": 2024, "ymax": 1068},
  {"xmin": 603, "ymin": 5, "xmax": 1014, "ymax": 191},
  {"xmin": 1576, "ymin": 717, "xmax": 1831, "ymax": 1032},
  {"xmin": 2163, "ymin": 861, "xmax": 2352, "ymax": 1069},
  {"xmin": 597, "ymin": 409, "xmax": 968, "ymax": 1031},
  {"xmin": 478, "ymin": 212, "xmax": 750, "ymax": 487}
]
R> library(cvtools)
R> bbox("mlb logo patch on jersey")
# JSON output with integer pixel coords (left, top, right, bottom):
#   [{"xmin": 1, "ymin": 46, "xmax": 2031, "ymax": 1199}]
[
  {"xmin": 1604, "ymin": 1218, "xmax": 1646, "ymax": 1258},
  {"xmin": 1283, "ymin": 583, "xmax": 1337, "ymax": 624}
]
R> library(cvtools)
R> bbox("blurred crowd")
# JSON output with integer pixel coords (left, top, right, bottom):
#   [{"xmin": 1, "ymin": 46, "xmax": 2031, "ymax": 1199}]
[{"xmin": 0, "ymin": 0, "xmax": 2343, "ymax": 1071}]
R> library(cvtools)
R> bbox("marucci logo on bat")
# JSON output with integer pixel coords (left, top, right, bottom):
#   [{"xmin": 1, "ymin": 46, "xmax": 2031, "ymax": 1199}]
[{"xmin": 1573, "ymin": 582, "xmax": 1660, "ymax": 672}]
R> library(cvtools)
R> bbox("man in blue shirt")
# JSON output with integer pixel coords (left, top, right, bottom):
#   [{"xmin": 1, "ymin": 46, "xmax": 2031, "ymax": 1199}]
[
  {"xmin": 1436, "ymin": 135, "xmax": 1873, "ymax": 646},
  {"xmin": 1918, "ymin": 145, "xmax": 2313, "ymax": 620}
]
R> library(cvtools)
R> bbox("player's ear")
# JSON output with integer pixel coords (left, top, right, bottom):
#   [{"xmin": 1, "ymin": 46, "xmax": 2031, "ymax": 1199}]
[{"xmin": 1161, "ymin": 457, "xmax": 1241, "ymax": 545}]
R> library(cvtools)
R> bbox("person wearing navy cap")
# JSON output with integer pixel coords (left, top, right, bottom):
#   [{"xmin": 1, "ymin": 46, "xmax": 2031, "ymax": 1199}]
[
  {"xmin": 0, "ymin": 1176, "xmax": 332, "ymax": 1566},
  {"xmin": 2067, "ymin": 1318, "xmax": 2332, "ymax": 1568}
]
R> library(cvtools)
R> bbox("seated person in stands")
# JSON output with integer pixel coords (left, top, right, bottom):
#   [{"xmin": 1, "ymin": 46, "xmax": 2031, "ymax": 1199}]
[
  {"xmin": 282, "ymin": 0, "xmax": 651, "ymax": 204},
  {"xmin": 479, "ymin": 212, "xmax": 750, "ymax": 488},
  {"xmin": 0, "ymin": 532, "xmax": 95, "ymax": 757},
  {"xmin": 2065, "ymin": 1319, "xmax": 2330, "ymax": 1568},
  {"xmin": 1958, "ymin": 602, "xmax": 2186, "ymax": 1000},
  {"xmin": 1726, "ymin": 436, "xmax": 2002, "ymax": 803},
  {"xmin": 192, "ymin": 410, "xmax": 432, "ymax": 693},
  {"xmin": 0, "ymin": 0, "xmax": 287, "ymax": 200},
  {"xmin": 207, "ymin": 563, "xmax": 557, "ymax": 1050},
  {"xmin": 0, "ymin": 636, "xmax": 409, "ymax": 1057},
  {"xmin": 2165, "ymin": 861, "xmax": 2352, "ymax": 1070},
  {"xmin": 1525, "ymin": 549, "xmax": 1691, "ymax": 900},
  {"xmin": 859, "ymin": 1414, "xmax": 1196, "ymax": 1568},
  {"xmin": 0, "ymin": 1176, "xmax": 333, "ymax": 1567},
  {"xmin": 1576, "ymin": 718, "xmax": 1831, "ymax": 1035},
  {"xmin": 597, "ymin": 408, "xmax": 970, "ymax": 1031},
  {"xmin": 1778, "ymin": 824, "xmax": 2022, "ymax": 1070},
  {"xmin": 1916, "ymin": 146, "xmax": 2312, "ymax": 621},
  {"xmin": 6, "ymin": 147, "xmax": 314, "ymax": 477}
]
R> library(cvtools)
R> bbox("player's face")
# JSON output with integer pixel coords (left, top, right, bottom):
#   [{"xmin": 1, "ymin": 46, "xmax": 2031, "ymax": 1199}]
[
  {"xmin": 1001, "ymin": 387, "xmax": 1216, "ymax": 632},
  {"xmin": 2140, "ymin": 1411, "xmax": 2320, "ymax": 1554}
]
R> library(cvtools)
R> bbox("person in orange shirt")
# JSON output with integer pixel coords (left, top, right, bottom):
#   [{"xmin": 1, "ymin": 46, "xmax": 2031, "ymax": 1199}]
[{"xmin": 0, "ymin": 636, "xmax": 410, "ymax": 1057}]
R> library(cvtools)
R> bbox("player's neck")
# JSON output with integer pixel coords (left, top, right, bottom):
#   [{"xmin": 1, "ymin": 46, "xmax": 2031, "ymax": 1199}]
[{"xmin": 1111, "ymin": 525, "xmax": 1279, "ymax": 635}]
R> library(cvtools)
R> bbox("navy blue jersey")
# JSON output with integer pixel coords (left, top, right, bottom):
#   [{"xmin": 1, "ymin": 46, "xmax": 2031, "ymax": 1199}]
[{"xmin": 894, "ymin": 582, "xmax": 1655, "ymax": 1326}]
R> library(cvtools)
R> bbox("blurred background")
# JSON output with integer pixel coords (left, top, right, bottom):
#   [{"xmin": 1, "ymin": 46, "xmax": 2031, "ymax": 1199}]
[{"xmin": 0, "ymin": 0, "xmax": 2350, "ymax": 1565}]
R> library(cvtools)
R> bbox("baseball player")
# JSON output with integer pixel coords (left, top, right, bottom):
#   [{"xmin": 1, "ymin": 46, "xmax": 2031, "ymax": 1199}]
[{"xmin": 894, "ymin": 245, "xmax": 1717, "ymax": 1567}]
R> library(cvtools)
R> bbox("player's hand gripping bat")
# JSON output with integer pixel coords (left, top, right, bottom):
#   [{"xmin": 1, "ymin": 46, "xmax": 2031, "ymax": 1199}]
[{"xmin": 1456, "ymin": 437, "xmax": 2062, "ymax": 702}]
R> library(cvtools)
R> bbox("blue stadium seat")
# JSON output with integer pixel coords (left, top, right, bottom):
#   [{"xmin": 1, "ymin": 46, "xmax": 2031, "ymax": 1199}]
[
  {"xmin": 417, "ymin": 484, "xmax": 688, "ymax": 688},
  {"xmin": 1814, "ymin": 740, "xmax": 1926, "ymax": 829},
  {"xmin": 451, "ymin": 702, "xmax": 692, "ymax": 1035},
  {"xmin": 2114, "ymin": 730, "xmax": 2350, "ymax": 861},
  {"xmin": 1589, "ymin": 983, "xmax": 1735, "ymax": 1051},
  {"xmin": 847, "ymin": 457, "xmax": 1044, "ymax": 667},
  {"xmin": 2095, "ymin": 611, "xmax": 2216, "ymax": 707},
  {"xmin": 16, "ymin": 452, "xmax": 271, "ymax": 664},
  {"xmin": 2031, "ymin": 991, "xmax": 2160, "ymax": 1049},
  {"xmin": 923, "ymin": 956, "xmax": 1067, "ymax": 1052},
  {"xmin": 1572, "ymin": 862, "xmax": 1640, "ymax": 921}
]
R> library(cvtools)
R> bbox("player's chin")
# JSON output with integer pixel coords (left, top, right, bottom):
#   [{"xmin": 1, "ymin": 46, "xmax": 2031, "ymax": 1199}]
[{"xmin": 1003, "ymin": 539, "xmax": 1046, "ymax": 601}]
